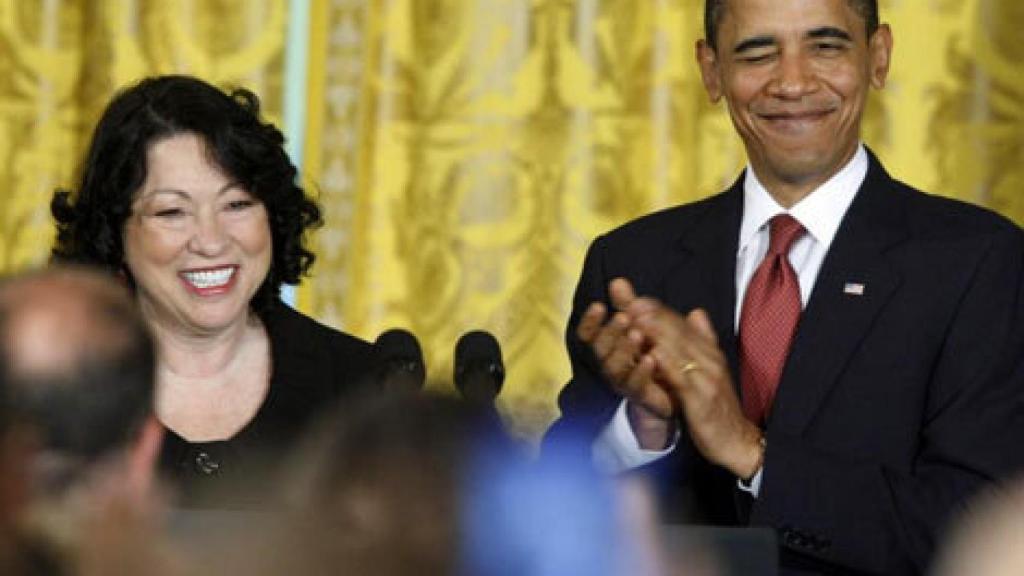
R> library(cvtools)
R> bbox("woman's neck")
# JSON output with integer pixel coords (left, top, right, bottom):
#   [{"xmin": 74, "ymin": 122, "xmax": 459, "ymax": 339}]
[{"xmin": 145, "ymin": 312, "xmax": 261, "ymax": 380}]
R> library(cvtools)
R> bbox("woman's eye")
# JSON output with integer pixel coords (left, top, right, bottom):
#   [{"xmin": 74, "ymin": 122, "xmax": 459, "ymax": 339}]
[
  {"xmin": 226, "ymin": 199, "xmax": 256, "ymax": 211},
  {"xmin": 153, "ymin": 208, "xmax": 185, "ymax": 218}
]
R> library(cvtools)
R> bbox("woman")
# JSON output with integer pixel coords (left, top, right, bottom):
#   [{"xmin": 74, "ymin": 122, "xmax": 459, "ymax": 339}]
[{"xmin": 50, "ymin": 75, "xmax": 374, "ymax": 508}]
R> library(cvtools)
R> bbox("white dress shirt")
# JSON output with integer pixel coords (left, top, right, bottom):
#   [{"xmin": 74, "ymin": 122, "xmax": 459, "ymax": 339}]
[{"xmin": 592, "ymin": 145, "xmax": 869, "ymax": 496}]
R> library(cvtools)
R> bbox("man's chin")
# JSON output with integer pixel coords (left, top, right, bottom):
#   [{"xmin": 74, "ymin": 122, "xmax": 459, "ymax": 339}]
[{"xmin": 764, "ymin": 150, "xmax": 848, "ymax": 186}]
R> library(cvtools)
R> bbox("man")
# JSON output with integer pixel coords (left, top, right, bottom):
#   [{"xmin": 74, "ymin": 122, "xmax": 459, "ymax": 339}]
[
  {"xmin": 0, "ymin": 266, "xmax": 167, "ymax": 572},
  {"xmin": 0, "ymin": 266, "xmax": 163, "ymax": 506},
  {"xmin": 546, "ymin": 0, "xmax": 1024, "ymax": 574}
]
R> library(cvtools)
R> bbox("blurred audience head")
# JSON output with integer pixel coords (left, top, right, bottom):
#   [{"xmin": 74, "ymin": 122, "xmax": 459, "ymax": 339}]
[
  {"xmin": 0, "ymin": 265, "xmax": 172, "ymax": 575},
  {"xmin": 50, "ymin": 74, "xmax": 322, "ymax": 314},
  {"xmin": 0, "ymin": 265, "xmax": 160, "ymax": 498},
  {"xmin": 275, "ymin": 391, "xmax": 493, "ymax": 576},
  {"xmin": 462, "ymin": 436, "xmax": 666, "ymax": 576},
  {"xmin": 238, "ymin": 389, "xmax": 668, "ymax": 576},
  {"xmin": 933, "ymin": 477, "xmax": 1024, "ymax": 576}
]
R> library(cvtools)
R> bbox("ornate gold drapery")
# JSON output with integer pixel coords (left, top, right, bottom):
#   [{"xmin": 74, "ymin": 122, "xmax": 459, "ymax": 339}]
[
  {"xmin": 2, "ymin": 0, "xmax": 1022, "ymax": 438},
  {"xmin": 0, "ymin": 0, "xmax": 288, "ymax": 268}
]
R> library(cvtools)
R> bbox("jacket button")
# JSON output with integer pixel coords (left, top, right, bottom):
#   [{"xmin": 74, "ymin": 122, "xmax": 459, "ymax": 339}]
[{"xmin": 194, "ymin": 451, "xmax": 221, "ymax": 475}]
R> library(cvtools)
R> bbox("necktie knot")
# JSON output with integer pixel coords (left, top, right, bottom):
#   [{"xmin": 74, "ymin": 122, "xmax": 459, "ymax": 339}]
[{"xmin": 768, "ymin": 214, "xmax": 805, "ymax": 257}]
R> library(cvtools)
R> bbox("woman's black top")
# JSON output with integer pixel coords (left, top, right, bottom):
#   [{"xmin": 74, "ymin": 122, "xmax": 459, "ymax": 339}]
[{"xmin": 158, "ymin": 301, "xmax": 375, "ymax": 509}]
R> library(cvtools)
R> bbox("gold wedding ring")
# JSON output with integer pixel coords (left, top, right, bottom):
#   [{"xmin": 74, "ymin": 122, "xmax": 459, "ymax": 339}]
[{"xmin": 681, "ymin": 360, "xmax": 700, "ymax": 375}]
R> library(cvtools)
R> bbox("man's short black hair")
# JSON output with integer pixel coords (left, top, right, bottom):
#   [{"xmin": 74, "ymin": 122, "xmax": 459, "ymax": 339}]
[
  {"xmin": 704, "ymin": 0, "xmax": 879, "ymax": 51},
  {"xmin": 0, "ymin": 267, "xmax": 155, "ymax": 468}
]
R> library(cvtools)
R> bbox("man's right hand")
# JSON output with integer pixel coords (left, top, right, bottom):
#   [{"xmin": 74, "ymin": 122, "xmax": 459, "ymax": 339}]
[{"xmin": 577, "ymin": 278, "xmax": 677, "ymax": 449}]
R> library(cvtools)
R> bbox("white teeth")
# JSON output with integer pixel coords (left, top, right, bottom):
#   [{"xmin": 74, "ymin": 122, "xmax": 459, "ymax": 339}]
[{"xmin": 182, "ymin": 268, "xmax": 234, "ymax": 289}]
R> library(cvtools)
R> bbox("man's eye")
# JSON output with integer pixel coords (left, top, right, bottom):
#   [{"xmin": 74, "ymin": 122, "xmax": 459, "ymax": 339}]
[
  {"xmin": 739, "ymin": 53, "xmax": 774, "ymax": 64},
  {"xmin": 814, "ymin": 42, "xmax": 845, "ymax": 54}
]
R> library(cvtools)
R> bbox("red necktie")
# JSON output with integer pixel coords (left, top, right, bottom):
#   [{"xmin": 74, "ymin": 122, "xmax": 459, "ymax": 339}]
[{"xmin": 739, "ymin": 214, "xmax": 806, "ymax": 426}]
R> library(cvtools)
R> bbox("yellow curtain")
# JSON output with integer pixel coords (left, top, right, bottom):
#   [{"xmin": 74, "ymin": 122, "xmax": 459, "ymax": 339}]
[
  {"xmin": 0, "ymin": 0, "xmax": 288, "ymax": 270},
  {"xmin": 2, "ymin": 0, "xmax": 1022, "ymax": 439}
]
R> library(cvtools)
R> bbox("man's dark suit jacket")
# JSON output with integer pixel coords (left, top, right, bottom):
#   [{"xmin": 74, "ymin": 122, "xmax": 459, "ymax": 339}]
[{"xmin": 546, "ymin": 152, "xmax": 1024, "ymax": 575}]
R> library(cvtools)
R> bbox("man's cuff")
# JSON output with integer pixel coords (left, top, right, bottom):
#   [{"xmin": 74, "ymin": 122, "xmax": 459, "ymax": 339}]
[
  {"xmin": 737, "ymin": 467, "xmax": 763, "ymax": 497},
  {"xmin": 592, "ymin": 400, "xmax": 677, "ymax": 473}
]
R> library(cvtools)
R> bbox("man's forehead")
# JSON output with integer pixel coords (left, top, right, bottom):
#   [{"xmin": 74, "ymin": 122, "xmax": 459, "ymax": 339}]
[
  {"xmin": 2, "ymin": 285, "xmax": 136, "ymax": 379},
  {"xmin": 719, "ymin": 0, "xmax": 863, "ymax": 38}
]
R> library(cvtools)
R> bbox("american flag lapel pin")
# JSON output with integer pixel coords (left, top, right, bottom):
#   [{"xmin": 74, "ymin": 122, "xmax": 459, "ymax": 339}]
[{"xmin": 844, "ymin": 282, "xmax": 866, "ymax": 296}]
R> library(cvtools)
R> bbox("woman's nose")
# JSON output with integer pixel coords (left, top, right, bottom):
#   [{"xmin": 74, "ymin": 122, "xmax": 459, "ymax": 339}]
[{"xmin": 188, "ymin": 213, "xmax": 229, "ymax": 256}]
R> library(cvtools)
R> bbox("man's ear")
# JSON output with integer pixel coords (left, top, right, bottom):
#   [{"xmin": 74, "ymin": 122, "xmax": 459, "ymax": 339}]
[
  {"xmin": 696, "ymin": 39, "xmax": 724, "ymax": 102},
  {"xmin": 868, "ymin": 24, "xmax": 893, "ymax": 90}
]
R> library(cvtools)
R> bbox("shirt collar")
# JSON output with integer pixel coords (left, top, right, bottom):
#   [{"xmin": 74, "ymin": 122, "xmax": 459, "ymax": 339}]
[{"xmin": 738, "ymin": 144, "xmax": 869, "ymax": 253}]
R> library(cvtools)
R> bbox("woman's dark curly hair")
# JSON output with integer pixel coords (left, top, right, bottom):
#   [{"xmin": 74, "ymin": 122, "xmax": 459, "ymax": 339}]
[{"xmin": 51, "ymin": 74, "xmax": 322, "ymax": 316}]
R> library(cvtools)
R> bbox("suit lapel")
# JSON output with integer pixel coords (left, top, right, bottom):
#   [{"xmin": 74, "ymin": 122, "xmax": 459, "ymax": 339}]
[
  {"xmin": 769, "ymin": 154, "xmax": 909, "ymax": 436},
  {"xmin": 662, "ymin": 178, "xmax": 745, "ymax": 383}
]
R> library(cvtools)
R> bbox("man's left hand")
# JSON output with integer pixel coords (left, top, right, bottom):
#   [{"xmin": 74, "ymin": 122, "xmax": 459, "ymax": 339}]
[{"xmin": 625, "ymin": 295, "xmax": 764, "ymax": 479}]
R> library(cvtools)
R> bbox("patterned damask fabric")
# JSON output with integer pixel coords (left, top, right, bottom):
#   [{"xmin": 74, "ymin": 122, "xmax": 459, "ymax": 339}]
[
  {"xmin": 305, "ymin": 0, "xmax": 743, "ymax": 439},
  {"xmin": 1, "ymin": 0, "xmax": 1021, "ymax": 439},
  {"xmin": 0, "ymin": 0, "xmax": 287, "ymax": 270}
]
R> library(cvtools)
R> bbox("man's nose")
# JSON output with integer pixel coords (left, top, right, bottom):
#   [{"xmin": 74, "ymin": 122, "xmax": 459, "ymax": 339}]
[{"xmin": 767, "ymin": 51, "xmax": 819, "ymax": 99}]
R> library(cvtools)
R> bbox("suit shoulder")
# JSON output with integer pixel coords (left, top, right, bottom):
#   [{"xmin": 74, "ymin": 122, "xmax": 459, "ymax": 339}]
[{"xmin": 895, "ymin": 181, "xmax": 1023, "ymax": 243}]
